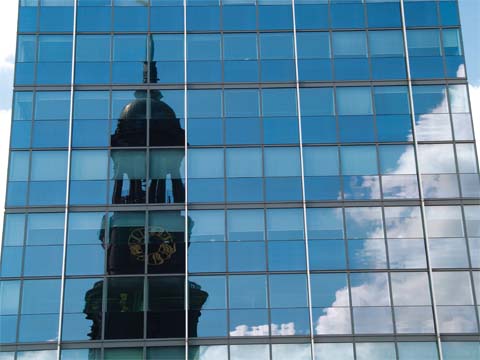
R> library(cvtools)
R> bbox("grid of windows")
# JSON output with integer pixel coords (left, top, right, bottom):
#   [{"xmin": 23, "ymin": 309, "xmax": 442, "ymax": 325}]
[{"xmin": 2, "ymin": 0, "xmax": 479, "ymax": 359}]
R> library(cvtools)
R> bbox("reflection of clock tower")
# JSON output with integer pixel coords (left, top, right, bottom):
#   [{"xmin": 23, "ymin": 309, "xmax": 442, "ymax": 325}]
[{"xmin": 83, "ymin": 35, "xmax": 207, "ymax": 342}]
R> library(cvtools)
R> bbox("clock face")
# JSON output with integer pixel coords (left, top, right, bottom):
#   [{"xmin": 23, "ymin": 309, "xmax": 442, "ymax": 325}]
[{"xmin": 128, "ymin": 226, "xmax": 177, "ymax": 266}]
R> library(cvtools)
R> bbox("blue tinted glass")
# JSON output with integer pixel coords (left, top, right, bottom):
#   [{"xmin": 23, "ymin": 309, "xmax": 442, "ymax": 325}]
[
  {"xmin": 413, "ymin": 85, "xmax": 448, "ymax": 114},
  {"xmin": 341, "ymin": 146, "xmax": 378, "ymax": 175},
  {"xmin": 404, "ymin": 1, "xmax": 438, "ymax": 27},
  {"xmin": 0, "ymin": 316, "xmax": 17, "ymax": 343},
  {"xmin": 222, "ymin": 4, "xmax": 256, "ymax": 31},
  {"xmin": 223, "ymin": 33, "xmax": 257, "ymax": 60},
  {"xmin": 333, "ymin": 31, "xmax": 367, "ymax": 57},
  {"xmin": 339, "ymin": 116, "xmax": 375, "ymax": 143},
  {"xmin": 331, "ymin": 3, "xmax": 365, "ymax": 29},
  {"xmin": 268, "ymin": 241, "xmax": 306, "ymax": 271},
  {"xmin": 188, "ymin": 118, "xmax": 223, "ymax": 146},
  {"xmin": 188, "ymin": 90, "xmax": 222, "ymax": 118},
  {"xmin": 269, "ymin": 274, "xmax": 308, "ymax": 308},
  {"xmin": 377, "ymin": 115, "xmax": 413, "ymax": 142},
  {"xmin": 308, "ymin": 240, "xmax": 347, "ymax": 270},
  {"xmin": 227, "ymin": 209, "xmax": 264, "ymax": 242},
  {"xmin": 39, "ymin": 6, "xmax": 73, "ymax": 32},
  {"xmin": 440, "ymin": 1, "xmax": 460, "ymax": 26},
  {"xmin": 77, "ymin": 6, "xmax": 111, "ymax": 32},
  {"xmin": 226, "ymin": 148, "xmax": 262, "ymax": 178},
  {"xmin": 151, "ymin": 6, "xmax": 184, "ymax": 31},
  {"xmin": 297, "ymin": 32, "xmax": 330, "ymax": 59},
  {"xmin": 225, "ymin": 89, "xmax": 259, "ymax": 117},
  {"xmin": 260, "ymin": 33, "xmax": 294, "ymax": 59},
  {"xmin": 336, "ymin": 87, "xmax": 372, "ymax": 115},
  {"xmin": 38, "ymin": 35, "xmax": 72, "ymax": 62},
  {"xmin": 22, "ymin": 279, "xmax": 61, "ymax": 314},
  {"xmin": 228, "ymin": 242, "xmax": 266, "ymax": 272},
  {"xmin": 295, "ymin": 3, "xmax": 329, "ymax": 30},
  {"xmin": 1, "ymin": 247, "xmax": 23, "ymax": 277},
  {"xmin": 262, "ymin": 88, "xmax": 296, "ymax": 117},
  {"xmin": 188, "ymin": 34, "xmax": 221, "ymax": 61},
  {"xmin": 304, "ymin": 147, "xmax": 339, "ymax": 176},
  {"xmin": 35, "ymin": 91, "xmax": 70, "ymax": 120},
  {"xmin": 266, "ymin": 208, "xmax": 304, "ymax": 241},
  {"xmin": 307, "ymin": 208, "xmax": 344, "ymax": 239},
  {"xmin": 374, "ymin": 86, "xmax": 410, "ymax": 114},
  {"xmin": 17, "ymin": 35, "xmax": 36, "ymax": 63},
  {"xmin": 188, "ymin": 149, "xmax": 223, "ymax": 179},
  {"xmin": 367, "ymin": 2, "xmax": 401, "ymax": 28},
  {"xmin": 74, "ymin": 91, "xmax": 109, "ymax": 120},
  {"xmin": 225, "ymin": 117, "xmax": 261, "ymax": 145},
  {"xmin": 258, "ymin": 4, "xmax": 292, "ymax": 30},
  {"xmin": 30, "ymin": 151, "xmax": 68, "ymax": 182},
  {"xmin": 310, "ymin": 273, "xmax": 348, "ymax": 307},
  {"xmin": 263, "ymin": 117, "xmax": 299, "ymax": 144},
  {"xmin": 18, "ymin": 6, "xmax": 38, "ymax": 32},
  {"xmin": 8, "ymin": 151, "xmax": 29, "ymax": 182},
  {"xmin": 18, "ymin": 314, "xmax": 59, "ymax": 342},
  {"xmin": 189, "ymin": 242, "xmax": 226, "ymax": 272},
  {"xmin": 264, "ymin": 147, "xmax": 301, "ymax": 177},
  {"xmin": 229, "ymin": 275, "xmax": 267, "ymax": 309},
  {"xmin": 113, "ymin": 6, "xmax": 148, "ymax": 31},
  {"xmin": 113, "ymin": 35, "xmax": 146, "ymax": 61},
  {"xmin": 26, "ymin": 213, "xmax": 64, "ymax": 246},
  {"xmin": 302, "ymin": 116, "xmax": 337, "ymax": 144},
  {"xmin": 300, "ymin": 88, "xmax": 334, "ymax": 116},
  {"xmin": 408, "ymin": 29, "xmax": 441, "ymax": 56},
  {"xmin": 187, "ymin": 5, "xmax": 220, "ymax": 31},
  {"xmin": 369, "ymin": 31, "xmax": 404, "ymax": 57},
  {"xmin": 76, "ymin": 35, "xmax": 110, "ymax": 62},
  {"xmin": 24, "ymin": 246, "xmax": 63, "ymax": 276},
  {"xmin": 12, "ymin": 92, "xmax": 33, "ymax": 121}
]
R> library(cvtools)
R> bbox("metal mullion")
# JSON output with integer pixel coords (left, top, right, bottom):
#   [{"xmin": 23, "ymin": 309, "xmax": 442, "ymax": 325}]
[
  {"xmin": 459, "ymin": 205, "xmax": 480, "ymax": 334},
  {"xmin": 342, "ymin": 208, "xmax": 355, "ymax": 345},
  {"xmin": 399, "ymin": 1, "xmax": 444, "ymax": 359},
  {"xmin": 184, "ymin": 1, "xmax": 189, "ymax": 359},
  {"xmin": 56, "ymin": 0, "xmax": 78, "ymax": 358},
  {"xmin": 291, "ymin": 1, "xmax": 314, "ymax": 358}
]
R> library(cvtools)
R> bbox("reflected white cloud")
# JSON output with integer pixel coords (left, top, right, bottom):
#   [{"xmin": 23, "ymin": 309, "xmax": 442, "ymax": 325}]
[{"xmin": 229, "ymin": 322, "xmax": 296, "ymax": 336}]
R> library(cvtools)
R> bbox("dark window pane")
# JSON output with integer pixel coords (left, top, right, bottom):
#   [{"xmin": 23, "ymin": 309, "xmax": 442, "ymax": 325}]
[{"xmin": 105, "ymin": 277, "xmax": 144, "ymax": 339}]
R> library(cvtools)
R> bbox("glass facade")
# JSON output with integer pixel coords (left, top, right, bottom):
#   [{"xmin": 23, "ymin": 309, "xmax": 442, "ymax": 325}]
[{"xmin": 1, "ymin": 0, "xmax": 479, "ymax": 359}]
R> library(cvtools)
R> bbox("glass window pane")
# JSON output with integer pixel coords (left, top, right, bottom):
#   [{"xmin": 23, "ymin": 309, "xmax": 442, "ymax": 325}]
[
  {"xmin": 307, "ymin": 208, "xmax": 343, "ymax": 239},
  {"xmin": 356, "ymin": 343, "xmax": 396, "ymax": 360},
  {"xmin": 269, "ymin": 274, "xmax": 308, "ymax": 308},
  {"xmin": 262, "ymin": 88, "xmax": 297, "ymax": 117},
  {"xmin": 369, "ymin": 30, "xmax": 404, "ymax": 56},
  {"xmin": 3, "ymin": 214, "xmax": 25, "ymax": 246},
  {"xmin": 27, "ymin": 213, "xmax": 64, "ymax": 245},
  {"xmin": 229, "ymin": 275, "xmax": 267, "ymax": 309},
  {"xmin": 264, "ymin": 147, "xmax": 300, "ymax": 177},
  {"xmin": 341, "ymin": 146, "xmax": 377, "ymax": 175},
  {"xmin": 391, "ymin": 272, "xmax": 431, "ymax": 306},
  {"xmin": 433, "ymin": 272, "xmax": 473, "ymax": 305},
  {"xmin": 397, "ymin": 342, "xmax": 438, "ymax": 360},
  {"xmin": 314, "ymin": 343, "xmax": 354, "ymax": 360},
  {"xmin": 227, "ymin": 209, "xmax": 264, "ymax": 242},
  {"xmin": 224, "ymin": 89, "xmax": 259, "ymax": 117},
  {"xmin": 304, "ymin": 147, "xmax": 339, "ymax": 176},
  {"xmin": 336, "ymin": 87, "xmax": 372, "ymax": 115},
  {"xmin": 226, "ymin": 148, "xmax": 262, "ymax": 178},
  {"xmin": 425, "ymin": 206, "xmax": 463, "ymax": 238},
  {"xmin": 408, "ymin": 29, "xmax": 442, "ymax": 56},
  {"xmin": 300, "ymin": 88, "xmax": 334, "ymax": 116},
  {"xmin": 333, "ymin": 32, "xmax": 367, "ymax": 57}
]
